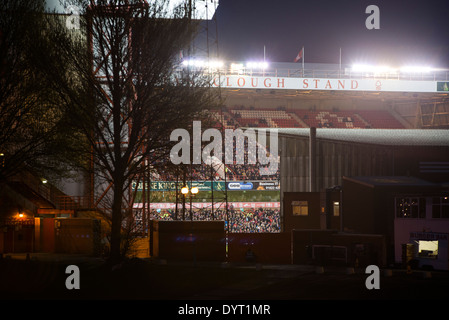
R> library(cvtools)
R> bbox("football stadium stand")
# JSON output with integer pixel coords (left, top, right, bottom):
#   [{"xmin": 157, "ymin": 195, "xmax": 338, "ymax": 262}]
[{"xmin": 211, "ymin": 106, "xmax": 406, "ymax": 129}]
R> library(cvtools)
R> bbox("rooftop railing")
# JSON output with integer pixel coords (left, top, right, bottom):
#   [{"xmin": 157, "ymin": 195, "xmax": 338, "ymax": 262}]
[
  {"xmin": 179, "ymin": 62, "xmax": 449, "ymax": 81},
  {"xmin": 217, "ymin": 68, "xmax": 449, "ymax": 81}
]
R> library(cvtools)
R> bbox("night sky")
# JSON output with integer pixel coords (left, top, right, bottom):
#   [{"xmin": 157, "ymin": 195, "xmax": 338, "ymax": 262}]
[{"xmin": 214, "ymin": 0, "xmax": 449, "ymax": 67}]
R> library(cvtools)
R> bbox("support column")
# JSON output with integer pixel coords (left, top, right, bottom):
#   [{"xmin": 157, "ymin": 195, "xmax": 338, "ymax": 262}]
[{"xmin": 309, "ymin": 127, "xmax": 316, "ymax": 192}]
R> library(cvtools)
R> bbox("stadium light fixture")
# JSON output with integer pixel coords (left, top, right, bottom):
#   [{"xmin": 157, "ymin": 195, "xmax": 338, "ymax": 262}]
[
  {"xmin": 182, "ymin": 59, "xmax": 224, "ymax": 69},
  {"xmin": 400, "ymin": 66, "xmax": 433, "ymax": 73},
  {"xmin": 351, "ymin": 64, "xmax": 375, "ymax": 72},
  {"xmin": 246, "ymin": 61, "xmax": 269, "ymax": 69},
  {"xmin": 231, "ymin": 63, "xmax": 244, "ymax": 74},
  {"xmin": 351, "ymin": 64, "xmax": 397, "ymax": 74}
]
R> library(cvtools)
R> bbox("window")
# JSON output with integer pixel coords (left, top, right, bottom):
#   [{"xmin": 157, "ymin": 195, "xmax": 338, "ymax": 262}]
[
  {"xmin": 333, "ymin": 201, "xmax": 340, "ymax": 216},
  {"xmin": 396, "ymin": 197, "xmax": 426, "ymax": 218},
  {"xmin": 432, "ymin": 196, "xmax": 449, "ymax": 219},
  {"xmin": 418, "ymin": 240, "xmax": 438, "ymax": 259},
  {"xmin": 292, "ymin": 201, "xmax": 308, "ymax": 216}
]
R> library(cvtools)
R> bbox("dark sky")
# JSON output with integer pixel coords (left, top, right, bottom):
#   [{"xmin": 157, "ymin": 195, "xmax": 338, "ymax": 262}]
[{"xmin": 213, "ymin": 0, "xmax": 449, "ymax": 67}]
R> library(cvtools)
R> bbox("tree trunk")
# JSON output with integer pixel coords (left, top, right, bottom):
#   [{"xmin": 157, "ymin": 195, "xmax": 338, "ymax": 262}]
[{"xmin": 110, "ymin": 179, "xmax": 124, "ymax": 263}]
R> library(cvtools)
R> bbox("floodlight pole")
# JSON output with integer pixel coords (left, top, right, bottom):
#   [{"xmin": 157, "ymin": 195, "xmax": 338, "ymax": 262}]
[{"xmin": 182, "ymin": 170, "xmax": 186, "ymax": 220}]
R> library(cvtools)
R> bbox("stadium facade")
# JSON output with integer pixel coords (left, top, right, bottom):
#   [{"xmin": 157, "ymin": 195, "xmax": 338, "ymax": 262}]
[{"xmin": 2, "ymin": 1, "xmax": 449, "ymax": 269}]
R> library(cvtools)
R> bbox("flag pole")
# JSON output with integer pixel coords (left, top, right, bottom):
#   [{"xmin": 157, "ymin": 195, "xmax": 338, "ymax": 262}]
[
  {"xmin": 264, "ymin": 45, "xmax": 266, "ymax": 76},
  {"xmin": 302, "ymin": 46, "xmax": 304, "ymax": 76},
  {"xmin": 339, "ymin": 47, "xmax": 342, "ymax": 74}
]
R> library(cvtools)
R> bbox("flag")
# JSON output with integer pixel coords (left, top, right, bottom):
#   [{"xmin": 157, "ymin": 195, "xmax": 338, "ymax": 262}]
[{"xmin": 294, "ymin": 47, "xmax": 303, "ymax": 62}]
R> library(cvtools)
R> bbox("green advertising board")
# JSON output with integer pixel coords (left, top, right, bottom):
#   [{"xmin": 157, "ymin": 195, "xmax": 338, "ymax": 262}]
[
  {"xmin": 437, "ymin": 82, "xmax": 449, "ymax": 92},
  {"xmin": 132, "ymin": 180, "xmax": 279, "ymax": 192}
]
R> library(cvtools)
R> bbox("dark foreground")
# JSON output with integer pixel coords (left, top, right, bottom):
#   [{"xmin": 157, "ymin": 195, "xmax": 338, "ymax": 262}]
[{"xmin": 1, "ymin": 254, "xmax": 448, "ymax": 302}]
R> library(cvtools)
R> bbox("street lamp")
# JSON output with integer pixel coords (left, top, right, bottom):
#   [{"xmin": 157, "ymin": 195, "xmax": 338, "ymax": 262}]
[
  {"xmin": 181, "ymin": 186, "xmax": 198, "ymax": 220},
  {"xmin": 180, "ymin": 185, "xmax": 199, "ymax": 265},
  {"xmin": 181, "ymin": 186, "xmax": 189, "ymax": 220},
  {"xmin": 189, "ymin": 186, "xmax": 199, "ymax": 266},
  {"xmin": 189, "ymin": 187, "xmax": 199, "ymax": 220},
  {"xmin": 181, "ymin": 186, "xmax": 189, "ymax": 195}
]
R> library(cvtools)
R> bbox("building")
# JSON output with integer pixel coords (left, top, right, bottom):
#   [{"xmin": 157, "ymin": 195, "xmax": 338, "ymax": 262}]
[
  {"xmin": 343, "ymin": 176, "xmax": 448, "ymax": 269},
  {"xmin": 278, "ymin": 128, "xmax": 449, "ymax": 268}
]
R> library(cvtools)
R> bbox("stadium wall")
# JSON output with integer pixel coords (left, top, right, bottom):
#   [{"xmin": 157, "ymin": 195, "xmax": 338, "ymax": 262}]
[
  {"xmin": 149, "ymin": 220, "xmax": 226, "ymax": 262},
  {"xmin": 279, "ymin": 133, "xmax": 396, "ymax": 194},
  {"xmin": 291, "ymin": 230, "xmax": 387, "ymax": 267},
  {"xmin": 148, "ymin": 220, "xmax": 292, "ymax": 264},
  {"xmin": 227, "ymin": 232, "xmax": 291, "ymax": 264}
]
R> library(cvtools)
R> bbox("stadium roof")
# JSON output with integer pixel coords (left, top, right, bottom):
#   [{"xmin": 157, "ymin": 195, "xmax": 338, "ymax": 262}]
[{"xmin": 273, "ymin": 128, "xmax": 449, "ymax": 147}]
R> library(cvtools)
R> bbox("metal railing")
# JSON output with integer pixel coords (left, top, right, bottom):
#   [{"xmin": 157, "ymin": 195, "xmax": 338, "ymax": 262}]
[
  {"xmin": 217, "ymin": 68, "xmax": 449, "ymax": 81},
  {"xmin": 56, "ymin": 195, "xmax": 91, "ymax": 211},
  {"xmin": 180, "ymin": 65, "xmax": 449, "ymax": 81}
]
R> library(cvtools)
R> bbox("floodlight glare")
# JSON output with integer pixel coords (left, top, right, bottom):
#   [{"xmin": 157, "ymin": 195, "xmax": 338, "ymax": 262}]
[
  {"xmin": 351, "ymin": 64, "xmax": 375, "ymax": 72},
  {"xmin": 181, "ymin": 186, "xmax": 189, "ymax": 195},
  {"xmin": 207, "ymin": 60, "xmax": 224, "ymax": 68},
  {"xmin": 182, "ymin": 59, "xmax": 223, "ymax": 69},
  {"xmin": 246, "ymin": 61, "xmax": 269, "ymax": 69},
  {"xmin": 400, "ymin": 66, "xmax": 433, "ymax": 73},
  {"xmin": 351, "ymin": 64, "xmax": 397, "ymax": 74},
  {"xmin": 230, "ymin": 63, "xmax": 244, "ymax": 74},
  {"xmin": 231, "ymin": 63, "xmax": 244, "ymax": 70}
]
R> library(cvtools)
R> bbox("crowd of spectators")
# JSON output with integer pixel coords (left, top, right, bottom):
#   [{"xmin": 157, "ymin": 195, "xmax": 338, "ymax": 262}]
[
  {"xmin": 146, "ymin": 207, "xmax": 281, "ymax": 233},
  {"xmin": 151, "ymin": 126, "xmax": 280, "ymax": 182}
]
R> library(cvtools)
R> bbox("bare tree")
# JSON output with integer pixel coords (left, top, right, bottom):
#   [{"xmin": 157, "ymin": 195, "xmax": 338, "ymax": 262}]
[
  {"xmin": 38, "ymin": 0, "xmax": 220, "ymax": 262},
  {"xmin": 0, "ymin": 0, "xmax": 83, "ymax": 183}
]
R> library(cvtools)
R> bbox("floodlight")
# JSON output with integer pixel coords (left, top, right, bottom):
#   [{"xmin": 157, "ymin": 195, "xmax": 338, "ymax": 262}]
[
  {"xmin": 182, "ymin": 59, "xmax": 223, "ymax": 69},
  {"xmin": 400, "ymin": 66, "xmax": 433, "ymax": 73},
  {"xmin": 351, "ymin": 64, "xmax": 375, "ymax": 72},
  {"xmin": 231, "ymin": 63, "xmax": 244, "ymax": 70},
  {"xmin": 351, "ymin": 64, "xmax": 397, "ymax": 74},
  {"xmin": 230, "ymin": 63, "xmax": 244, "ymax": 74},
  {"xmin": 181, "ymin": 186, "xmax": 189, "ymax": 195},
  {"xmin": 207, "ymin": 60, "xmax": 224, "ymax": 68},
  {"xmin": 246, "ymin": 61, "xmax": 269, "ymax": 69}
]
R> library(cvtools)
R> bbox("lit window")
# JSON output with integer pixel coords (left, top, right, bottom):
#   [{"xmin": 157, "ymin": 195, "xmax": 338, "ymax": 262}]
[
  {"xmin": 418, "ymin": 240, "xmax": 438, "ymax": 259},
  {"xmin": 292, "ymin": 201, "xmax": 308, "ymax": 216},
  {"xmin": 396, "ymin": 197, "xmax": 426, "ymax": 218},
  {"xmin": 333, "ymin": 201, "xmax": 340, "ymax": 216}
]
